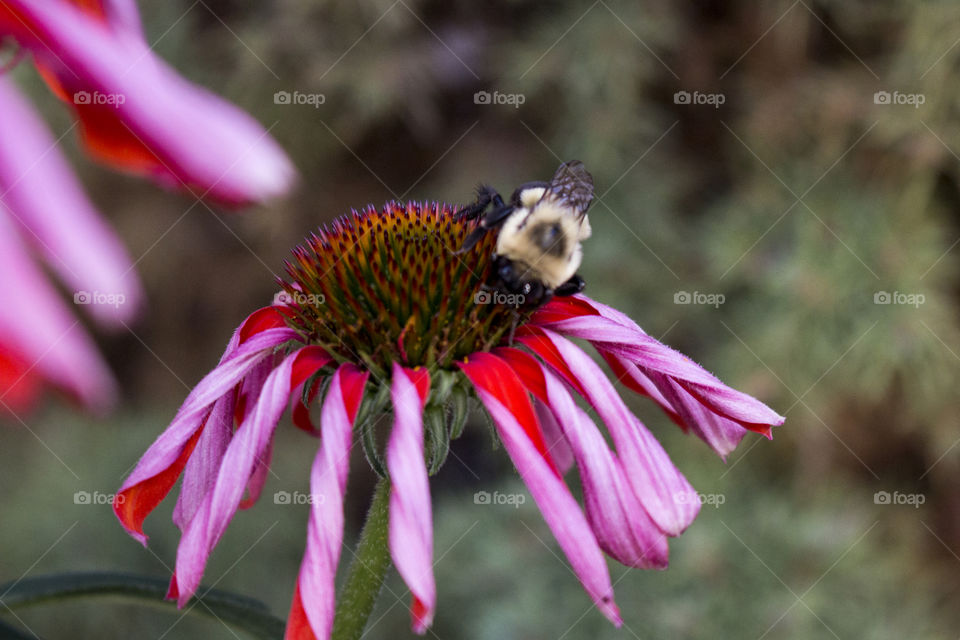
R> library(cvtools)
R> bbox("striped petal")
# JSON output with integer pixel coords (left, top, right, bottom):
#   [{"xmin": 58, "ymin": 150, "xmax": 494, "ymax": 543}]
[
  {"xmin": 288, "ymin": 363, "xmax": 368, "ymax": 640},
  {"xmin": 460, "ymin": 353, "xmax": 621, "ymax": 625},
  {"xmin": 496, "ymin": 347, "xmax": 668, "ymax": 569},
  {"xmin": 534, "ymin": 295, "xmax": 784, "ymax": 445},
  {"xmin": 0, "ymin": 75, "xmax": 142, "ymax": 327},
  {"xmin": 115, "ymin": 313, "xmax": 297, "ymax": 545},
  {"xmin": 0, "ymin": 212, "xmax": 116, "ymax": 410},
  {"xmin": 173, "ymin": 346, "xmax": 331, "ymax": 605},
  {"xmin": 517, "ymin": 328, "xmax": 700, "ymax": 536},
  {"xmin": 387, "ymin": 364, "xmax": 434, "ymax": 634},
  {"xmin": 0, "ymin": 0, "xmax": 296, "ymax": 205}
]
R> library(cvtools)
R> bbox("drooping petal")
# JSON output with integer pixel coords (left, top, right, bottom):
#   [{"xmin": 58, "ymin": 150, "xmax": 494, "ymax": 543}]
[
  {"xmin": 517, "ymin": 328, "xmax": 700, "ymax": 537},
  {"xmin": 172, "ymin": 390, "xmax": 234, "ymax": 531},
  {"xmin": 0, "ymin": 76, "xmax": 142, "ymax": 327},
  {"xmin": 289, "ymin": 363, "xmax": 368, "ymax": 640},
  {"xmin": 496, "ymin": 347, "xmax": 669, "ymax": 568},
  {"xmin": 0, "ymin": 0, "xmax": 296, "ymax": 205},
  {"xmin": 534, "ymin": 399, "xmax": 574, "ymax": 475},
  {"xmin": 0, "ymin": 212, "xmax": 116, "ymax": 410},
  {"xmin": 173, "ymin": 346, "xmax": 330, "ymax": 606},
  {"xmin": 387, "ymin": 364, "xmax": 434, "ymax": 634},
  {"xmin": 115, "ymin": 324, "xmax": 298, "ymax": 544},
  {"xmin": 460, "ymin": 353, "xmax": 621, "ymax": 625},
  {"xmin": 533, "ymin": 294, "xmax": 785, "ymax": 440}
]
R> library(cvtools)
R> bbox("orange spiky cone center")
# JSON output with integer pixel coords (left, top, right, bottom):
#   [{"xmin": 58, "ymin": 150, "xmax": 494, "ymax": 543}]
[{"xmin": 280, "ymin": 202, "xmax": 530, "ymax": 375}]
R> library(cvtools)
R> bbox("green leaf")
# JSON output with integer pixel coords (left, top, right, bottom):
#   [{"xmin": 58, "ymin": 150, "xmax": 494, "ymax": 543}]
[{"xmin": 0, "ymin": 572, "xmax": 284, "ymax": 640}]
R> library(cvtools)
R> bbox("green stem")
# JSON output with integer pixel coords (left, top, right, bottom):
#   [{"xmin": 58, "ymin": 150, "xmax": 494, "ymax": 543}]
[{"xmin": 332, "ymin": 477, "xmax": 393, "ymax": 640}]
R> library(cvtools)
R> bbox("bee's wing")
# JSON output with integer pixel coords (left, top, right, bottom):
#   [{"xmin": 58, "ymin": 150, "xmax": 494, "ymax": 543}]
[{"xmin": 543, "ymin": 160, "xmax": 594, "ymax": 216}]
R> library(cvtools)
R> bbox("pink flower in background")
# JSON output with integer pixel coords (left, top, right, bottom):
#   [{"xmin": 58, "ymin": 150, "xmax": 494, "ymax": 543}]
[
  {"xmin": 0, "ymin": 0, "xmax": 296, "ymax": 205},
  {"xmin": 0, "ymin": 0, "xmax": 296, "ymax": 410},
  {"xmin": 0, "ymin": 75, "xmax": 139, "ymax": 411},
  {"xmin": 114, "ymin": 203, "xmax": 784, "ymax": 639}
]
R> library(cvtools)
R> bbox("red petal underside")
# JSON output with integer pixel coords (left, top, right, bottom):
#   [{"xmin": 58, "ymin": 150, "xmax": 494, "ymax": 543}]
[
  {"xmin": 0, "ymin": 344, "xmax": 42, "ymax": 414},
  {"xmin": 515, "ymin": 327, "xmax": 587, "ymax": 397},
  {"xmin": 532, "ymin": 296, "xmax": 599, "ymax": 325},
  {"xmin": 290, "ymin": 347, "xmax": 332, "ymax": 389},
  {"xmin": 114, "ymin": 425, "xmax": 202, "ymax": 542},
  {"xmin": 493, "ymin": 347, "xmax": 548, "ymax": 404},
  {"xmin": 239, "ymin": 307, "xmax": 291, "ymax": 343},
  {"xmin": 404, "ymin": 367, "xmax": 431, "ymax": 404},
  {"xmin": 284, "ymin": 582, "xmax": 317, "ymax": 640},
  {"xmin": 411, "ymin": 596, "xmax": 430, "ymax": 633},
  {"xmin": 165, "ymin": 573, "xmax": 179, "ymax": 601},
  {"xmin": 292, "ymin": 377, "xmax": 322, "ymax": 435},
  {"xmin": 340, "ymin": 364, "xmax": 370, "ymax": 422},
  {"xmin": 458, "ymin": 352, "xmax": 558, "ymax": 476}
]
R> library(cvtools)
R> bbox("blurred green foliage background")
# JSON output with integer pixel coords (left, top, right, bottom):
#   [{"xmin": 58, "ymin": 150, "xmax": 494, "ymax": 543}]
[{"xmin": 3, "ymin": 1, "xmax": 960, "ymax": 638}]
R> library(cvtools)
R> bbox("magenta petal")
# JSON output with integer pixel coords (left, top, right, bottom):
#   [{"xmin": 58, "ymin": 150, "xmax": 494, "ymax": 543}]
[
  {"xmin": 540, "ymin": 296, "xmax": 785, "ymax": 431},
  {"xmin": 0, "ymin": 76, "xmax": 142, "ymax": 326},
  {"xmin": 0, "ymin": 212, "xmax": 116, "ymax": 410},
  {"xmin": 119, "ymin": 327, "xmax": 294, "ymax": 493},
  {"xmin": 297, "ymin": 364, "xmax": 366, "ymax": 640},
  {"xmin": 173, "ymin": 347, "xmax": 322, "ymax": 605},
  {"xmin": 532, "ymin": 329, "xmax": 700, "ymax": 536},
  {"xmin": 172, "ymin": 389, "xmax": 234, "ymax": 531},
  {"xmin": 387, "ymin": 364, "xmax": 435, "ymax": 634},
  {"xmin": 534, "ymin": 399, "xmax": 574, "ymax": 474},
  {"xmin": 537, "ymin": 365, "xmax": 668, "ymax": 568},
  {"xmin": 3, "ymin": 0, "xmax": 296, "ymax": 205},
  {"xmin": 473, "ymin": 388, "xmax": 622, "ymax": 626}
]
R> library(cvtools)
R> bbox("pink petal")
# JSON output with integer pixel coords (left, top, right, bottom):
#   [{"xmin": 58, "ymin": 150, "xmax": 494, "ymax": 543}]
[
  {"xmin": 534, "ymin": 399, "xmax": 574, "ymax": 475},
  {"xmin": 1, "ymin": 0, "xmax": 296, "ymax": 205},
  {"xmin": 173, "ymin": 346, "xmax": 330, "ymax": 606},
  {"xmin": 534, "ymin": 295, "xmax": 785, "ymax": 435},
  {"xmin": 0, "ymin": 76, "xmax": 142, "ymax": 327},
  {"xmin": 293, "ymin": 363, "xmax": 368, "ymax": 640},
  {"xmin": 518, "ymin": 328, "xmax": 700, "ymax": 537},
  {"xmin": 172, "ymin": 390, "xmax": 234, "ymax": 531},
  {"xmin": 116, "ymin": 325, "xmax": 297, "ymax": 544},
  {"xmin": 460, "ymin": 353, "xmax": 621, "ymax": 626},
  {"xmin": 0, "ymin": 212, "xmax": 116, "ymax": 410},
  {"xmin": 497, "ymin": 347, "xmax": 668, "ymax": 569},
  {"xmin": 387, "ymin": 364, "xmax": 435, "ymax": 634}
]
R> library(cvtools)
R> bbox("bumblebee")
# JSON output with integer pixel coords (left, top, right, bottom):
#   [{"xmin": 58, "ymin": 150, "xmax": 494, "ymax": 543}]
[{"xmin": 457, "ymin": 160, "xmax": 594, "ymax": 307}]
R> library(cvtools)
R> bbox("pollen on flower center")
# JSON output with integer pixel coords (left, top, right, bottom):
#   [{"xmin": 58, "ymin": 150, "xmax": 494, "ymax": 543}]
[{"xmin": 279, "ymin": 201, "xmax": 528, "ymax": 375}]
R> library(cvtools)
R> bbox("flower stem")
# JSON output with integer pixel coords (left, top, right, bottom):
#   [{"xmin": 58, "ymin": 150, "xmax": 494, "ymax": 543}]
[{"xmin": 332, "ymin": 476, "xmax": 392, "ymax": 640}]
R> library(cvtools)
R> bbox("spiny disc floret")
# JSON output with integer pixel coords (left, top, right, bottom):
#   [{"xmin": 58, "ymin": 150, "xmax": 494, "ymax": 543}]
[{"xmin": 280, "ymin": 202, "xmax": 528, "ymax": 376}]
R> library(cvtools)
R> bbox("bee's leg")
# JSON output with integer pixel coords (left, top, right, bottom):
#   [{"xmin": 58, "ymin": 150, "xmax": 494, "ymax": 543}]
[
  {"xmin": 456, "ymin": 203, "xmax": 516, "ymax": 254},
  {"xmin": 554, "ymin": 274, "xmax": 585, "ymax": 297},
  {"xmin": 456, "ymin": 184, "xmax": 502, "ymax": 222},
  {"xmin": 507, "ymin": 309, "xmax": 519, "ymax": 346}
]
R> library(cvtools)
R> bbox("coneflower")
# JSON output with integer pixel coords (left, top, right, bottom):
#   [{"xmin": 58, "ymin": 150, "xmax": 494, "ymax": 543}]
[{"xmin": 115, "ymin": 201, "xmax": 784, "ymax": 639}]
